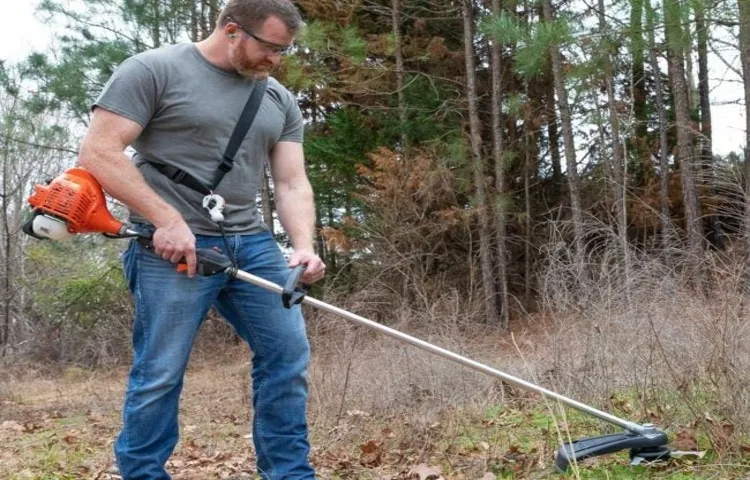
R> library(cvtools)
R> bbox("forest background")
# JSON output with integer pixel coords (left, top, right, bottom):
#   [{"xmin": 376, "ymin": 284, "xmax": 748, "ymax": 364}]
[{"xmin": 2, "ymin": 0, "xmax": 750, "ymax": 478}]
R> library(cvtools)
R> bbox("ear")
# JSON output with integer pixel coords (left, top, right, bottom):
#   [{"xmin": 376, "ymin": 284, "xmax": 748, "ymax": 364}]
[{"xmin": 223, "ymin": 23, "xmax": 238, "ymax": 39}]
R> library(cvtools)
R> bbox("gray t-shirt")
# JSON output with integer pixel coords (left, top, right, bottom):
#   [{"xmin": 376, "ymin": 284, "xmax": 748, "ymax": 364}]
[{"xmin": 93, "ymin": 43, "xmax": 304, "ymax": 235}]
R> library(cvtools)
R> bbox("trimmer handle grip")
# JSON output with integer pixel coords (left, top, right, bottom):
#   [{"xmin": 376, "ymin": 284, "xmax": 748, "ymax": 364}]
[
  {"xmin": 282, "ymin": 265, "xmax": 309, "ymax": 308},
  {"xmin": 136, "ymin": 236, "xmax": 232, "ymax": 276},
  {"xmin": 181, "ymin": 248, "xmax": 233, "ymax": 276}
]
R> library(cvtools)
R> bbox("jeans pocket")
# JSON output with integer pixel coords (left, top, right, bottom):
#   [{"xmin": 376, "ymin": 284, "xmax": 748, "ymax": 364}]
[{"xmin": 122, "ymin": 240, "xmax": 139, "ymax": 293}]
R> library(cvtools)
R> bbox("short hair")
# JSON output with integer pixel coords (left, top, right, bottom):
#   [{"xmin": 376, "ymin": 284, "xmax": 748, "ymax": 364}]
[{"xmin": 217, "ymin": 0, "xmax": 302, "ymax": 34}]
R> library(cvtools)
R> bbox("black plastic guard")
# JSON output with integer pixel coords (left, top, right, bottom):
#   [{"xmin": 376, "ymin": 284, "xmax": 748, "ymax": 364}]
[
  {"xmin": 22, "ymin": 212, "xmax": 45, "ymax": 240},
  {"xmin": 555, "ymin": 428, "xmax": 669, "ymax": 471}
]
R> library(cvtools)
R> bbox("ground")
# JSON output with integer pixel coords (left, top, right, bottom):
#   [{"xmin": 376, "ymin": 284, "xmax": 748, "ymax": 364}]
[{"xmin": 1, "ymin": 344, "xmax": 750, "ymax": 479}]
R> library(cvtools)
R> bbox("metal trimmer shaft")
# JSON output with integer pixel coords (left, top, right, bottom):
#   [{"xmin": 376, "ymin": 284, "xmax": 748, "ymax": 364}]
[{"xmin": 231, "ymin": 268, "xmax": 648, "ymax": 435}]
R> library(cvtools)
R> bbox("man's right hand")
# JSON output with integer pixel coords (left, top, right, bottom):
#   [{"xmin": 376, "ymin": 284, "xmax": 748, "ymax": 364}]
[{"xmin": 152, "ymin": 219, "xmax": 197, "ymax": 277}]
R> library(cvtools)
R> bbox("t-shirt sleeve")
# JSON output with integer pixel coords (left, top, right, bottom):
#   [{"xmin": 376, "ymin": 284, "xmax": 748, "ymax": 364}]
[
  {"xmin": 279, "ymin": 92, "xmax": 304, "ymax": 143},
  {"xmin": 92, "ymin": 57, "xmax": 159, "ymax": 127}
]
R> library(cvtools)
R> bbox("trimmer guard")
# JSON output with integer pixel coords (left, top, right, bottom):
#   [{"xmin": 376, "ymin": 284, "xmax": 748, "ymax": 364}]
[{"xmin": 555, "ymin": 427, "xmax": 670, "ymax": 471}]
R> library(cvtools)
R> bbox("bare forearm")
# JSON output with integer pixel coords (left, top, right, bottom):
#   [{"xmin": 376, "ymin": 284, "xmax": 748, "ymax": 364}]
[
  {"xmin": 275, "ymin": 179, "xmax": 316, "ymax": 252},
  {"xmin": 78, "ymin": 146, "xmax": 181, "ymax": 228},
  {"xmin": 77, "ymin": 109, "xmax": 198, "ymax": 274}
]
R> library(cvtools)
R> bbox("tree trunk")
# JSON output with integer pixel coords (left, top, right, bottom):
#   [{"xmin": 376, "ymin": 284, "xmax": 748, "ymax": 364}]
[
  {"xmin": 522, "ymin": 81, "xmax": 539, "ymax": 311},
  {"xmin": 598, "ymin": 0, "xmax": 629, "ymax": 280},
  {"xmin": 664, "ymin": 0, "xmax": 704, "ymax": 267},
  {"xmin": 201, "ymin": 0, "xmax": 210, "ymax": 39},
  {"xmin": 261, "ymin": 165, "xmax": 275, "ymax": 235},
  {"xmin": 546, "ymin": 76, "xmax": 562, "ymax": 182},
  {"xmin": 190, "ymin": 0, "xmax": 199, "ymax": 41},
  {"xmin": 630, "ymin": 0, "xmax": 650, "ymax": 176},
  {"xmin": 391, "ymin": 0, "xmax": 409, "ymax": 158},
  {"xmin": 462, "ymin": 0, "xmax": 498, "ymax": 323},
  {"xmin": 151, "ymin": 0, "xmax": 161, "ymax": 48},
  {"xmin": 545, "ymin": 69, "xmax": 563, "ymax": 210},
  {"xmin": 524, "ymin": 133, "xmax": 532, "ymax": 309},
  {"xmin": 1, "ymin": 121, "xmax": 10, "ymax": 356},
  {"xmin": 681, "ymin": 3, "xmax": 697, "ymax": 112},
  {"xmin": 646, "ymin": 0, "xmax": 672, "ymax": 251},
  {"xmin": 490, "ymin": 0, "xmax": 510, "ymax": 329},
  {"xmin": 0, "ymin": 96, "xmax": 18, "ymax": 356},
  {"xmin": 542, "ymin": 0, "xmax": 585, "ymax": 266},
  {"xmin": 696, "ymin": 3, "xmax": 724, "ymax": 249},
  {"xmin": 738, "ymin": 0, "xmax": 750, "ymax": 262},
  {"xmin": 208, "ymin": 0, "xmax": 219, "ymax": 32}
]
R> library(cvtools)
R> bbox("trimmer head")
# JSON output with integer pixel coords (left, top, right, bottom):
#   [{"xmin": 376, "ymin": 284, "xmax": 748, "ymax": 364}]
[{"xmin": 555, "ymin": 425, "xmax": 670, "ymax": 471}]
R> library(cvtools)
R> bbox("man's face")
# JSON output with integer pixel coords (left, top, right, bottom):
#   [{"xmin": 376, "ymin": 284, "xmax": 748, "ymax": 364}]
[{"xmin": 227, "ymin": 15, "xmax": 294, "ymax": 79}]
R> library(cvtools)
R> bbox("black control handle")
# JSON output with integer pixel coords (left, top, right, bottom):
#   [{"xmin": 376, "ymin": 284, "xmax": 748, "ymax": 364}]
[{"xmin": 137, "ymin": 236, "xmax": 233, "ymax": 276}]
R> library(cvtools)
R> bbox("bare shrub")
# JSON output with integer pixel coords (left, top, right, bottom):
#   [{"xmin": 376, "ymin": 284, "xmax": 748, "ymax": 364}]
[
  {"xmin": 306, "ymin": 287, "xmax": 509, "ymax": 429},
  {"xmin": 18, "ymin": 238, "xmax": 135, "ymax": 367}
]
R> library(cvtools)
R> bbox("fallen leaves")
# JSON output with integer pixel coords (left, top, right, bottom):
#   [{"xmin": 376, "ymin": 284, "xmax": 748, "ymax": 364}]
[
  {"xmin": 0, "ymin": 420, "xmax": 42, "ymax": 433},
  {"xmin": 359, "ymin": 439, "xmax": 384, "ymax": 466},
  {"xmin": 168, "ymin": 448, "xmax": 257, "ymax": 479},
  {"xmin": 62, "ymin": 432, "xmax": 80, "ymax": 444},
  {"xmin": 407, "ymin": 463, "xmax": 444, "ymax": 480},
  {"xmin": 672, "ymin": 428, "xmax": 698, "ymax": 451},
  {"xmin": 3, "ymin": 359, "xmax": 746, "ymax": 480}
]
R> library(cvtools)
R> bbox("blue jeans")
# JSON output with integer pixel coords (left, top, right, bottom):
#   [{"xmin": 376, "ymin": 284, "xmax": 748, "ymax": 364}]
[{"xmin": 115, "ymin": 229, "xmax": 314, "ymax": 480}]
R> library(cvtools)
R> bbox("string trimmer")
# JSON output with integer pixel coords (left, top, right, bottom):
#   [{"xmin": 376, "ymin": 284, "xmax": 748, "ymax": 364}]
[{"xmin": 24, "ymin": 167, "xmax": 672, "ymax": 471}]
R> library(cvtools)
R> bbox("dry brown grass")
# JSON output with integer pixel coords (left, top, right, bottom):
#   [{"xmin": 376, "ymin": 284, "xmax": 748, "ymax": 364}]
[
  {"xmin": 0, "ymin": 353, "xmax": 261, "ymax": 479},
  {"xmin": 536, "ymin": 235, "xmax": 750, "ymax": 458},
  {"xmin": 4, "ymin": 248, "xmax": 750, "ymax": 479},
  {"xmin": 0, "ymin": 315, "xmax": 560, "ymax": 480}
]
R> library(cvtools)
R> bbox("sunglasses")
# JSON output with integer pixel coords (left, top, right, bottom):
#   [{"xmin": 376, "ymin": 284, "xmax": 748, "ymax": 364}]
[{"xmin": 227, "ymin": 16, "xmax": 294, "ymax": 56}]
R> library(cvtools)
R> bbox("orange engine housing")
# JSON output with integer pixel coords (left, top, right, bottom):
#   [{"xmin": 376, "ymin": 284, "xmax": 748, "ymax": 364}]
[{"xmin": 28, "ymin": 167, "xmax": 124, "ymax": 235}]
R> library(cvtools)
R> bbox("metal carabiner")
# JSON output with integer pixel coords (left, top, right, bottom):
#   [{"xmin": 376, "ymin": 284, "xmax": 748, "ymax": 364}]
[{"xmin": 202, "ymin": 193, "xmax": 226, "ymax": 223}]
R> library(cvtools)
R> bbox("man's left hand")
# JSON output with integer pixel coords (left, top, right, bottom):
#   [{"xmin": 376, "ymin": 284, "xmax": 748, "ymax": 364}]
[{"xmin": 287, "ymin": 250, "xmax": 326, "ymax": 284}]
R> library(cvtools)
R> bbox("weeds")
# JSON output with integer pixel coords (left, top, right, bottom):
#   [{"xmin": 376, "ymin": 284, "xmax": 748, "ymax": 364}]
[{"xmin": 5, "ymin": 219, "xmax": 750, "ymax": 478}]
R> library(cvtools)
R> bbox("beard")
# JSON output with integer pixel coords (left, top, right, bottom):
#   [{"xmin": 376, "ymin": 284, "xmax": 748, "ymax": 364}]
[{"xmin": 229, "ymin": 45, "xmax": 272, "ymax": 79}]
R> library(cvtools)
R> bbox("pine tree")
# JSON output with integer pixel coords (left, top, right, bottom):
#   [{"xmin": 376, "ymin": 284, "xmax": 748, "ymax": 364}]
[
  {"xmin": 664, "ymin": 0, "xmax": 704, "ymax": 270},
  {"xmin": 645, "ymin": 0, "xmax": 673, "ymax": 251},
  {"xmin": 738, "ymin": 0, "xmax": 750, "ymax": 261},
  {"xmin": 462, "ymin": 0, "xmax": 498, "ymax": 323},
  {"xmin": 542, "ymin": 0, "xmax": 585, "ymax": 267}
]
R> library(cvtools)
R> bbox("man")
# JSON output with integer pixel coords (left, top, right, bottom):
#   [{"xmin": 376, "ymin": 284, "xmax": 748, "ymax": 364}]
[{"xmin": 77, "ymin": 0, "xmax": 324, "ymax": 478}]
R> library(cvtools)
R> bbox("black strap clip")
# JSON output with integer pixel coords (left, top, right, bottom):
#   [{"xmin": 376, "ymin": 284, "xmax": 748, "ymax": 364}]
[
  {"xmin": 170, "ymin": 169, "xmax": 187, "ymax": 183},
  {"xmin": 218, "ymin": 156, "xmax": 234, "ymax": 173}
]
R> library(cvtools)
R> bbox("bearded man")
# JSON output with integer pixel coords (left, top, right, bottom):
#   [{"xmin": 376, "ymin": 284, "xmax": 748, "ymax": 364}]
[{"xmin": 78, "ymin": 1, "xmax": 324, "ymax": 478}]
